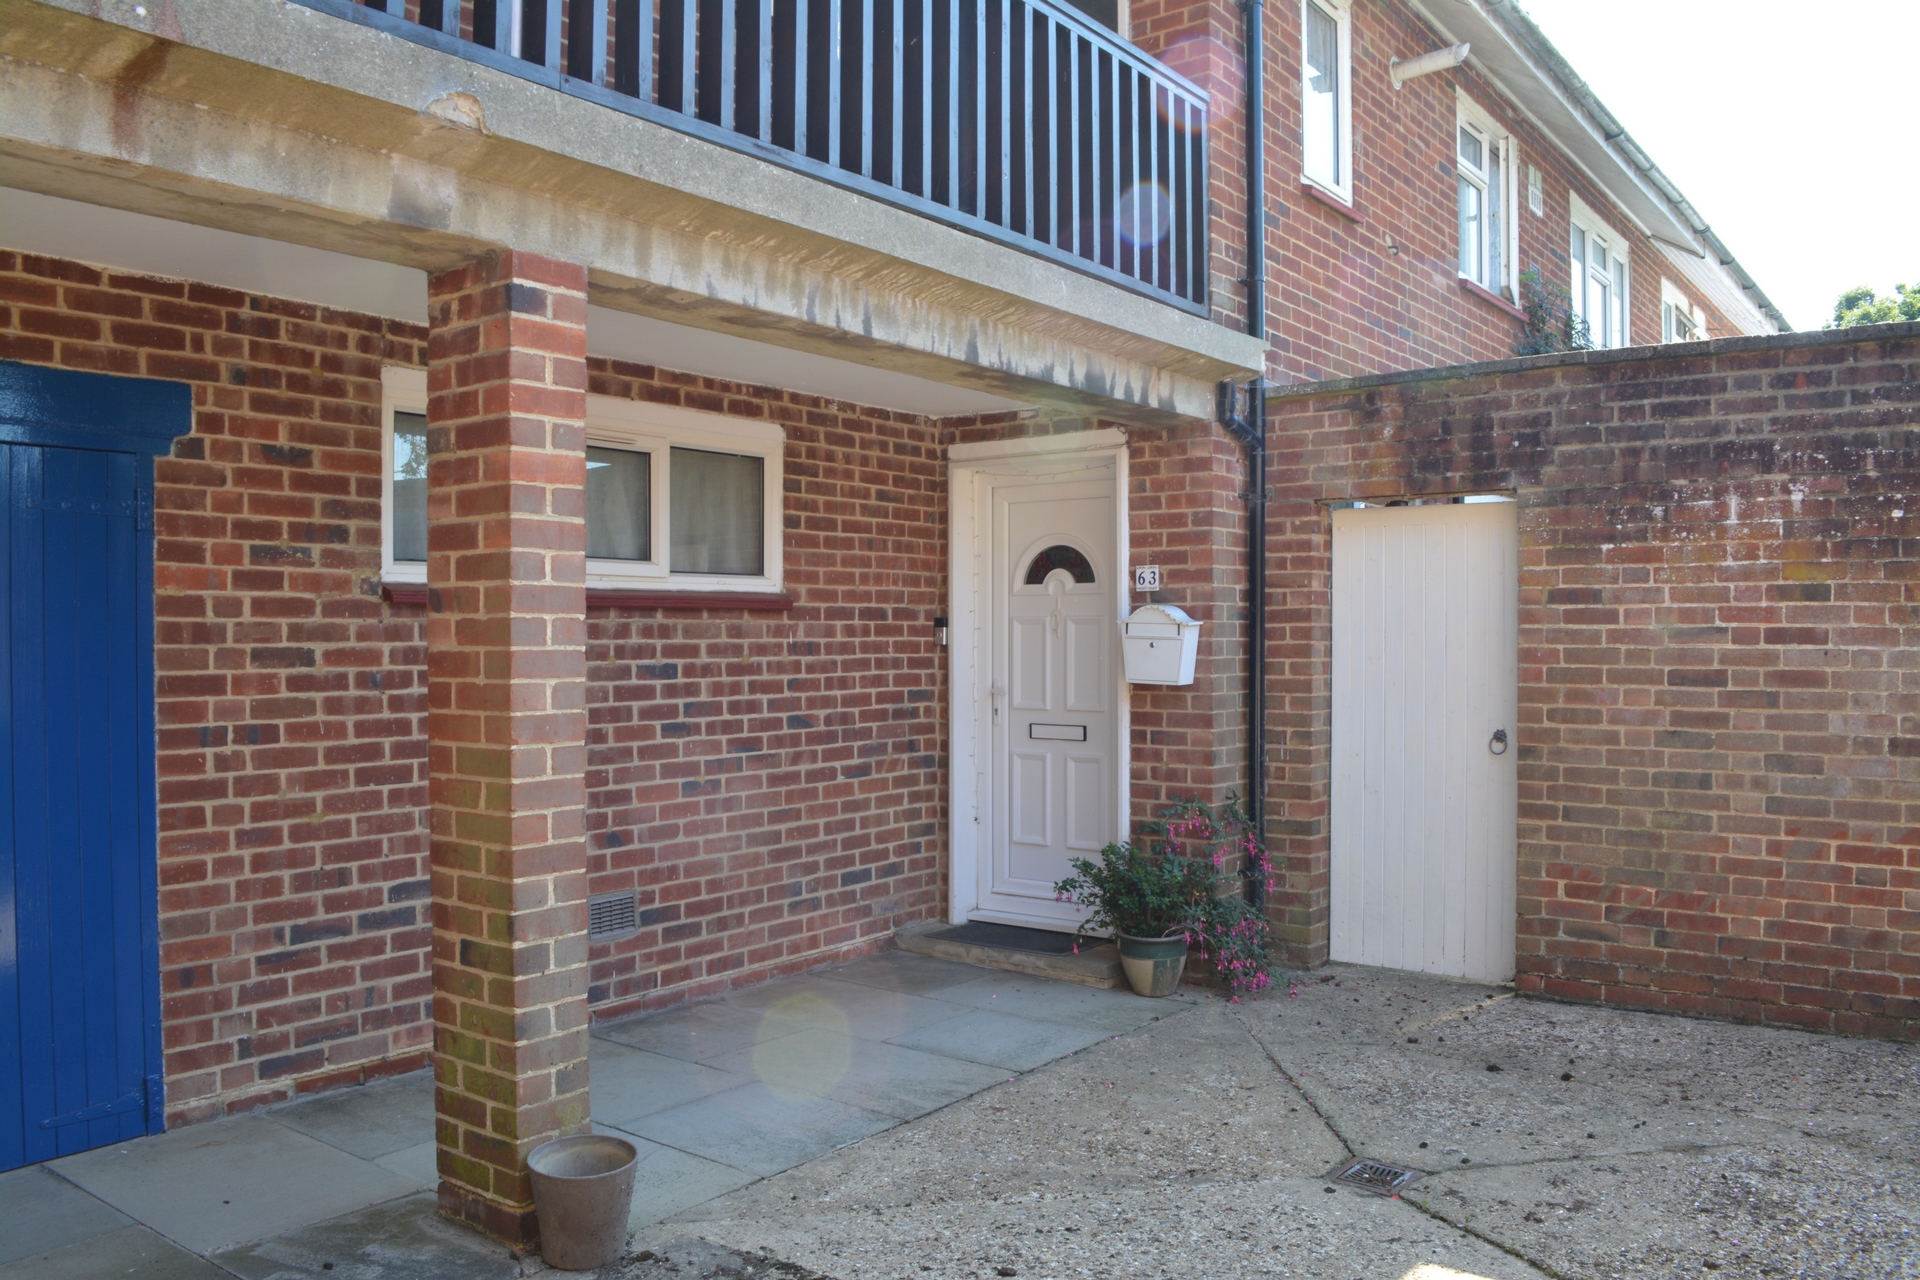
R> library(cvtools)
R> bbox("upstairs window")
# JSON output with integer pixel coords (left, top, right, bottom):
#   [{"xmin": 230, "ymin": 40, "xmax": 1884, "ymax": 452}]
[
  {"xmin": 1456, "ymin": 98, "xmax": 1516, "ymax": 298},
  {"xmin": 380, "ymin": 368, "xmax": 784, "ymax": 594},
  {"xmin": 1301, "ymin": 0, "xmax": 1353, "ymax": 202},
  {"xmin": 1569, "ymin": 197, "xmax": 1630, "ymax": 349},
  {"xmin": 1661, "ymin": 278, "xmax": 1707, "ymax": 343}
]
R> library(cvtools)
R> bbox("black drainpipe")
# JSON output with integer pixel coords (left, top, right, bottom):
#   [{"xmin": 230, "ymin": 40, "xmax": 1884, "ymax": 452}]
[
  {"xmin": 1221, "ymin": 0, "xmax": 1269, "ymax": 913},
  {"xmin": 1219, "ymin": 379, "xmax": 1266, "ymax": 915},
  {"xmin": 1242, "ymin": 0, "xmax": 1266, "ymax": 339}
]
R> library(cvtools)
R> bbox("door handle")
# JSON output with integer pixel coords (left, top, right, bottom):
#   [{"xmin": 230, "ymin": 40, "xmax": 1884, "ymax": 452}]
[
  {"xmin": 1489, "ymin": 728, "xmax": 1509, "ymax": 756},
  {"xmin": 990, "ymin": 682, "xmax": 1007, "ymax": 725}
]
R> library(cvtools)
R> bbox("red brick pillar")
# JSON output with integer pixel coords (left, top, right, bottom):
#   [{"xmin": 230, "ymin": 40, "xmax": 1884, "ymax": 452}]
[{"xmin": 425, "ymin": 250, "xmax": 590, "ymax": 1246}]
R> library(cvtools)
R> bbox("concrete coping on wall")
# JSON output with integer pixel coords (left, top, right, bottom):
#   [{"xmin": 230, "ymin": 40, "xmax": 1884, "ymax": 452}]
[{"xmin": 1261, "ymin": 319, "xmax": 1920, "ymax": 403}]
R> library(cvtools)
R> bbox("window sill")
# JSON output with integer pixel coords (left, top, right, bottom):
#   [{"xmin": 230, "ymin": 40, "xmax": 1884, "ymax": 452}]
[
  {"xmin": 1458, "ymin": 277, "xmax": 1528, "ymax": 322},
  {"xmin": 382, "ymin": 582, "xmax": 796, "ymax": 612},
  {"xmin": 383, "ymin": 582, "xmax": 427, "ymax": 606},
  {"xmin": 1300, "ymin": 181, "xmax": 1363, "ymax": 223},
  {"xmin": 589, "ymin": 589, "xmax": 794, "ymax": 612}
]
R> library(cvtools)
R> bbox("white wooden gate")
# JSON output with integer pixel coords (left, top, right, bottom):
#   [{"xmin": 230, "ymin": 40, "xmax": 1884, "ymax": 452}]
[{"xmin": 1330, "ymin": 501, "xmax": 1518, "ymax": 981}]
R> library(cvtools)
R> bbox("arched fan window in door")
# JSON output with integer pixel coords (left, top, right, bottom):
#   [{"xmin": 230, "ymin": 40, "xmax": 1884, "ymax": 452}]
[{"xmin": 1022, "ymin": 544, "xmax": 1096, "ymax": 585}]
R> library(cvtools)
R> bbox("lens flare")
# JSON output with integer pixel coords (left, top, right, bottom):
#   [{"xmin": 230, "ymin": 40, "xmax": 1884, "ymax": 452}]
[
  {"xmin": 1114, "ymin": 182, "xmax": 1174, "ymax": 249},
  {"xmin": 750, "ymin": 993, "xmax": 854, "ymax": 1100}
]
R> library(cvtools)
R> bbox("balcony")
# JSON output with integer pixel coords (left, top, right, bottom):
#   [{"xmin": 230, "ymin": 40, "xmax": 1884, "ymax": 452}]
[{"xmin": 297, "ymin": 0, "xmax": 1210, "ymax": 312}]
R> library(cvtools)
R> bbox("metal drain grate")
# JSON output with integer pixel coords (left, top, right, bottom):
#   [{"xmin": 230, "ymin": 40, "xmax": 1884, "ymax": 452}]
[
  {"xmin": 588, "ymin": 891, "xmax": 638, "ymax": 941},
  {"xmin": 1326, "ymin": 1157, "xmax": 1423, "ymax": 1196}
]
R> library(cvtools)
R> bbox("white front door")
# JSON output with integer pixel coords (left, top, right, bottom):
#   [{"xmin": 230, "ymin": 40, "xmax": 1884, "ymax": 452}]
[
  {"xmin": 1330, "ymin": 501, "xmax": 1518, "ymax": 981},
  {"xmin": 973, "ymin": 467, "xmax": 1121, "ymax": 929}
]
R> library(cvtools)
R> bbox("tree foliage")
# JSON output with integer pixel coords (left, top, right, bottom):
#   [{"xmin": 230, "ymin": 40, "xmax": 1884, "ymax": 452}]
[
  {"xmin": 1830, "ymin": 282, "xmax": 1920, "ymax": 328},
  {"xmin": 1514, "ymin": 266, "xmax": 1592, "ymax": 356}
]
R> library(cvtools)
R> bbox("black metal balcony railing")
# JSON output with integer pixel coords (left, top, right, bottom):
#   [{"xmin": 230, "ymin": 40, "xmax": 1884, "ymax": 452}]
[{"xmin": 301, "ymin": 0, "xmax": 1209, "ymax": 311}]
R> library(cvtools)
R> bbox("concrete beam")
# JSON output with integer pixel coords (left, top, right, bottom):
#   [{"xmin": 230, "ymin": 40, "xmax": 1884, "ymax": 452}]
[{"xmin": 0, "ymin": 0, "xmax": 1266, "ymax": 424}]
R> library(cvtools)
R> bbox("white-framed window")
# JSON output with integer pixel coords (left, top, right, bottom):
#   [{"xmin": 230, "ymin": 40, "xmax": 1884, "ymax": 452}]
[
  {"xmin": 381, "ymin": 366, "xmax": 429, "ymax": 586},
  {"xmin": 1455, "ymin": 96, "xmax": 1517, "ymax": 298},
  {"xmin": 1301, "ymin": 0, "xmax": 1352, "ymax": 203},
  {"xmin": 379, "ymin": 367, "xmax": 786, "ymax": 595},
  {"xmin": 1569, "ymin": 195, "xmax": 1630, "ymax": 349},
  {"xmin": 1527, "ymin": 163, "xmax": 1543, "ymax": 216},
  {"xmin": 1661, "ymin": 278, "xmax": 1707, "ymax": 343}
]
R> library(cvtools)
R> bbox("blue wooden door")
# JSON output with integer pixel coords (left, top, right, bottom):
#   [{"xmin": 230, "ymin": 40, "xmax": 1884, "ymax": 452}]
[{"xmin": 0, "ymin": 361, "xmax": 179, "ymax": 1171}]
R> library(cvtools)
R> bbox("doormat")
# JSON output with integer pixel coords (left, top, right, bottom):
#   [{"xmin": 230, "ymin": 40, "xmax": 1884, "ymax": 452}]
[{"xmin": 928, "ymin": 922, "xmax": 1096, "ymax": 955}]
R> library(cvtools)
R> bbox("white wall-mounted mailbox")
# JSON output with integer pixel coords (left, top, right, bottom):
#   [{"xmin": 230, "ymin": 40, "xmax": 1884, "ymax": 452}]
[{"xmin": 1121, "ymin": 604, "xmax": 1202, "ymax": 685}]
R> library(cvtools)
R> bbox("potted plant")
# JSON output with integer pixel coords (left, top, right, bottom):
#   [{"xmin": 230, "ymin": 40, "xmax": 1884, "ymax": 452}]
[{"xmin": 1053, "ymin": 797, "xmax": 1275, "ymax": 999}]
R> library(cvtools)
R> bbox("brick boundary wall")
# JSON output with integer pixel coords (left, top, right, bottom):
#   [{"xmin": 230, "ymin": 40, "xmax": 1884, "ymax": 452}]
[{"xmin": 1260, "ymin": 323, "xmax": 1920, "ymax": 1040}]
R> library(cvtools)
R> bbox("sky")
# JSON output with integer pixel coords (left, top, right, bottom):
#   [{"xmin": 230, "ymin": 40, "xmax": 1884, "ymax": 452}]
[{"xmin": 1512, "ymin": 0, "xmax": 1917, "ymax": 332}]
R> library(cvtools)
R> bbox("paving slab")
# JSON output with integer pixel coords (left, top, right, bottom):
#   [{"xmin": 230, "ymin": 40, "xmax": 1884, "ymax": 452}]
[
  {"xmin": 589, "ymin": 1039, "xmax": 746, "ymax": 1130},
  {"xmin": 887, "ymin": 1006, "xmax": 1116, "ymax": 1071},
  {"xmin": 212, "ymin": 1191, "xmax": 520, "ymax": 1280},
  {"xmin": 605, "ymin": 1135, "xmax": 761, "ymax": 1227},
  {"xmin": 594, "ymin": 999, "xmax": 790, "ymax": 1065},
  {"xmin": 702, "ymin": 1026, "xmax": 1011, "ymax": 1119},
  {"xmin": 721, "ymin": 975, "xmax": 973, "ymax": 1044},
  {"xmin": 0, "ymin": 1165, "xmax": 131, "ymax": 1266},
  {"xmin": 371, "ymin": 1139, "xmax": 437, "ymax": 1189},
  {"xmin": 266, "ymin": 1069, "xmax": 434, "ymax": 1161},
  {"xmin": 931, "ymin": 970, "xmax": 1187, "ymax": 1031},
  {"xmin": 0, "ymin": 1224, "xmax": 232, "ymax": 1280},
  {"xmin": 820, "ymin": 950, "xmax": 993, "ymax": 997},
  {"xmin": 627, "ymin": 1081, "xmax": 899, "ymax": 1177},
  {"xmin": 48, "ymin": 1115, "xmax": 419, "ymax": 1254}
]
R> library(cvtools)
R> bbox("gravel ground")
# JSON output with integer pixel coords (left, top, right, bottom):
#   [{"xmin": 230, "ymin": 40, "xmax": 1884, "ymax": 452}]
[{"xmin": 614, "ymin": 965, "xmax": 1918, "ymax": 1280}]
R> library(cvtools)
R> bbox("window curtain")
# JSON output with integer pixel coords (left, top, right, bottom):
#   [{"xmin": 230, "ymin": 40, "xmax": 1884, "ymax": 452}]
[
  {"xmin": 671, "ymin": 447, "xmax": 763, "ymax": 575},
  {"xmin": 586, "ymin": 446, "xmax": 652, "ymax": 561}
]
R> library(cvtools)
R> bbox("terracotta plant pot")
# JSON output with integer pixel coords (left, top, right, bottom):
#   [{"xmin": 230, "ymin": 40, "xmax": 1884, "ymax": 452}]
[{"xmin": 1117, "ymin": 932, "xmax": 1188, "ymax": 997}]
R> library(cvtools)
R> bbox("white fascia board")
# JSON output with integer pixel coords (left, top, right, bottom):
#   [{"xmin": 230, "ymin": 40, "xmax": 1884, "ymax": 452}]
[{"xmin": 1402, "ymin": 0, "xmax": 1696, "ymax": 247}]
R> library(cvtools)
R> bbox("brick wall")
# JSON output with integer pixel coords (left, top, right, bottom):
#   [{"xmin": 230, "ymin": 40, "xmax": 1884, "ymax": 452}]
[
  {"xmin": 1260, "ymin": 323, "xmax": 1920, "ymax": 1040},
  {"xmin": 1139, "ymin": 0, "xmax": 1752, "ymax": 384},
  {"xmin": 0, "ymin": 249, "xmax": 435, "ymax": 1125},
  {"xmin": 2, "ymin": 247, "xmax": 1260, "ymax": 1123},
  {"xmin": 578, "ymin": 359, "xmax": 954, "ymax": 1016}
]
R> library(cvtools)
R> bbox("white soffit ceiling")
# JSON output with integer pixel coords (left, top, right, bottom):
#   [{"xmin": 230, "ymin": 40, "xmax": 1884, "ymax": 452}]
[{"xmin": 0, "ymin": 186, "xmax": 1027, "ymax": 417}]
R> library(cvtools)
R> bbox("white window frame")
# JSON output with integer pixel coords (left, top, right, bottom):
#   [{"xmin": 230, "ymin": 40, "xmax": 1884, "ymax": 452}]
[
  {"xmin": 584, "ymin": 396, "xmax": 785, "ymax": 594},
  {"xmin": 1300, "ymin": 0, "xmax": 1353, "ymax": 205},
  {"xmin": 379, "ymin": 369, "xmax": 786, "ymax": 596},
  {"xmin": 1660, "ymin": 277, "xmax": 1707, "ymax": 344},
  {"xmin": 1569, "ymin": 194, "xmax": 1631, "ymax": 349},
  {"xmin": 1455, "ymin": 95, "xmax": 1518, "ymax": 299},
  {"xmin": 381, "ymin": 366, "xmax": 428, "ymax": 587}
]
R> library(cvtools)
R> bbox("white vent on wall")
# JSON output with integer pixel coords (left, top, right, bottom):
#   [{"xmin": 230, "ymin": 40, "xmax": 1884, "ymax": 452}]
[{"xmin": 588, "ymin": 891, "xmax": 638, "ymax": 941}]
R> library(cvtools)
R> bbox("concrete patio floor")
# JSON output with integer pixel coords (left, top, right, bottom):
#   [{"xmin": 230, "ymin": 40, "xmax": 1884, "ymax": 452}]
[
  {"xmin": 630, "ymin": 963, "xmax": 1920, "ymax": 1280},
  {"xmin": 0, "ymin": 950, "xmax": 1189, "ymax": 1278},
  {"xmin": 6, "ymin": 953, "xmax": 1916, "ymax": 1279}
]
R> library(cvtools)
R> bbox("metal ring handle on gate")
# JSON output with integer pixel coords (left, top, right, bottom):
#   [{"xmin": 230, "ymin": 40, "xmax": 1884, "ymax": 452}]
[{"xmin": 1489, "ymin": 729, "xmax": 1509, "ymax": 756}]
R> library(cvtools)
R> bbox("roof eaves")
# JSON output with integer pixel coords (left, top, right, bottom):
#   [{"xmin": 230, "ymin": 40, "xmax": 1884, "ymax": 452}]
[{"xmin": 1482, "ymin": 0, "xmax": 1791, "ymax": 333}]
